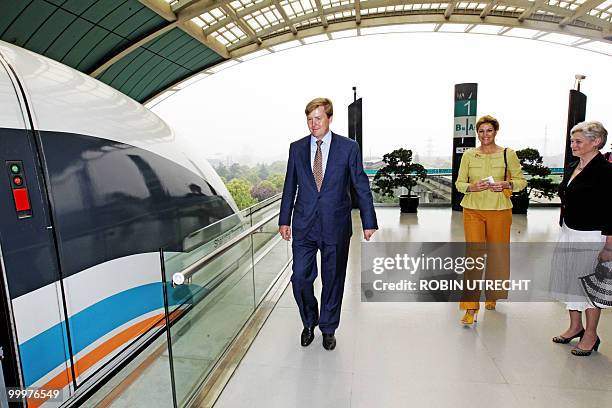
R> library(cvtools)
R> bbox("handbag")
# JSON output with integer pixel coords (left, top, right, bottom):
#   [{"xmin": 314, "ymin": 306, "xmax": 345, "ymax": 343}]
[
  {"xmin": 579, "ymin": 259, "xmax": 612, "ymax": 309},
  {"xmin": 503, "ymin": 148, "xmax": 513, "ymax": 198}
]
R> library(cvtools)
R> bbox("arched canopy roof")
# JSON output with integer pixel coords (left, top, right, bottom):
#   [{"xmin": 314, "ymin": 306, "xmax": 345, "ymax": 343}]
[{"xmin": 1, "ymin": 0, "xmax": 610, "ymax": 104}]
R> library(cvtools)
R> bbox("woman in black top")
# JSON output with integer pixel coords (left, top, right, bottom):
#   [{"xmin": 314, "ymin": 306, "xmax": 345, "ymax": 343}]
[{"xmin": 551, "ymin": 121, "xmax": 612, "ymax": 356}]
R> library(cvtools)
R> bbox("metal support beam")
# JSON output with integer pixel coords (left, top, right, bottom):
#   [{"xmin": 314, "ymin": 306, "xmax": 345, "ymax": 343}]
[
  {"xmin": 139, "ymin": 0, "xmax": 228, "ymax": 57},
  {"xmin": 138, "ymin": 0, "xmax": 177, "ymax": 22},
  {"xmin": 229, "ymin": 14, "xmax": 609, "ymax": 57},
  {"xmin": 203, "ymin": 1, "xmax": 274, "ymax": 36},
  {"xmin": 172, "ymin": 0, "xmax": 202, "ymax": 12},
  {"xmin": 480, "ymin": 1, "xmax": 498, "ymax": 19},
  {"xmin": 90, "ymin": 22, "xmax": 178, "ymax": 77},
  {"xmin": 559, "ymin": 0, "xmax": 606, "ymax": 26},
  {"xmin": 179, "ymin": 20, "xmax": 230, "ymax": 58},
  {"xmin": 177, "ymin": 0, "xmax": 233, "ymax": 22},
  {"xmin": 518, "ymin": 0, "xmax": 544, "ymax": 23},
  {"xmin": 272, "ymin": 0, "xmax": 298, "ymax": 34},
  {"xmin": 314, "ymin": 0, "xmax": 329, "ymax": 28},
  {"xmin": 444, "ymin": 2, "xmax": 456, "ymax": 19},
  {"xmin": 221, "ymin": 4, "xmax": 262, "ymax": 45},
  {"xmin": 355, "ymin": 0, "xmax": 362, "ymax": 24}
]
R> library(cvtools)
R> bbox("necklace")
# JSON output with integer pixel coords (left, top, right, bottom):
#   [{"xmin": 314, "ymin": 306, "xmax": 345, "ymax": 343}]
[{"xmin": 577, "ymin": 164, "xmax": 584, "ymax": 171}]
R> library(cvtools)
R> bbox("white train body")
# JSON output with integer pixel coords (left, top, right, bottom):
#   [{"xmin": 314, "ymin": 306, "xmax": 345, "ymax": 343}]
[{"xmin": 0, "ymin": 41, "xmax": 239, "ymax": 407}]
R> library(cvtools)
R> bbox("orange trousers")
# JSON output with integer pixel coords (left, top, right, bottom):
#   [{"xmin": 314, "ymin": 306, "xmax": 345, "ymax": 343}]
[{"xmin": 459, "ymin": 208, "xmax": 512, "ymax": 311}]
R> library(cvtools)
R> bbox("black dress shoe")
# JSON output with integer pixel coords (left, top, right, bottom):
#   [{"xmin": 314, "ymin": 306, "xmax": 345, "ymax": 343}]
[
  {"xmin": 301, "ymin": 327, "xmax": 315, "ymax": 347},
  {"xmin": 322, "ymin": 333, "xmax": 336, "ymax": 350}
]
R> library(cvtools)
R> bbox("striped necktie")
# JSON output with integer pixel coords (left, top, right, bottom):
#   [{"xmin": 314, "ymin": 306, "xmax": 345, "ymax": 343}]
[{"xmin": 313, "ymin": 139, "xmax": 323, "ymax": 191}]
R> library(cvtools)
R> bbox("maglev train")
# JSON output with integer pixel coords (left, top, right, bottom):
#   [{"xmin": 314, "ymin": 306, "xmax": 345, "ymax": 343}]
[{"xmin": 0, "ymin": 41, "xmax": 242, "ymax": 407}]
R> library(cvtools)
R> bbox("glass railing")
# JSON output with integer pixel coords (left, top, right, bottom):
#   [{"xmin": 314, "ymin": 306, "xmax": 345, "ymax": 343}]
[
  {"xmin": 160, "ymin": 196, "xmax": 289, "ymax": 407},
  {"xmin": 80, "ymin": 196, "xmax": 289, "ymax": 408},
  {"xmin": 369, "ymin": 174, "xmax": 452, "ymax": 205},
  {"xmin": 368, "ymin": 174, "xmax": 561, "ymax": 206}
]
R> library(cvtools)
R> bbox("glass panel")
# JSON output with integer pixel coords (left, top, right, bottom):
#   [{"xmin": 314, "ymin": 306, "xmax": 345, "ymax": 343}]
[
  {"xmin": 163, "ymin": 223, "xmax": 256, "ymax": 407},
  {"xmin": 368, "ymin": 171, "xmax": 561, "ymax": 206},
  {"xmin": 252, "ymin": 214, "xmax": 291, "ymax": 304},
  {"xmin": 370, "ymin": 173, "xmax": 453, "ymax": 205},
  {"xmin": 80, "ymin": 334, "xmax": 175, "ymax": 408}
]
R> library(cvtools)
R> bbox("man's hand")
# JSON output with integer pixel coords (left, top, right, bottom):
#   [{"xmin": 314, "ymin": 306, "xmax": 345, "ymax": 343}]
[
  {"xmin": 279, "ymin": 225, "xmax": 291, "ymax": 241},
  {"xmin": 363, "ymin": 229, "xmax": 376, "ymax": 241}
]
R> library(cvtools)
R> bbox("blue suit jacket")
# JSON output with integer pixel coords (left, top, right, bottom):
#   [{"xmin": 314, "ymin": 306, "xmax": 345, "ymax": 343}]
[{"xmin": 279, "ymin": 132, "xmax": 378, "ymax": 244}]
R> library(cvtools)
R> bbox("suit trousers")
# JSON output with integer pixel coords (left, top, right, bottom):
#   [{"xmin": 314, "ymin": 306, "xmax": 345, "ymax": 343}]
[
  {"xmin": 460, "ymin": 208, "xmax": 512, "ymax": 311},
  {"xmin": 291, "ymin": 224, "xmax": 350, "ymax": 334}
]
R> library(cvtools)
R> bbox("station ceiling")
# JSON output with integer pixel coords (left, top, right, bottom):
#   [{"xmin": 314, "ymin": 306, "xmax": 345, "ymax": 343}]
[{"xmin": 1, "ymin": 0, "xmax": 610, "ymax": 104}]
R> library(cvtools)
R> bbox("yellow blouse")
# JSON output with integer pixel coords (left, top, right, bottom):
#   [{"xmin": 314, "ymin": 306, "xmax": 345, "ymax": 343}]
[{"xmin": 455, "ymin": 147, "xmax": 527, "ymax": 210}]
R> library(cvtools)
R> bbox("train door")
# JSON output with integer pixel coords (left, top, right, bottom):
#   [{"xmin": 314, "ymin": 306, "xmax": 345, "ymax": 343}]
[{"xmin": 0, "ymin": 52, "xmax": 74, "ymax": 405}]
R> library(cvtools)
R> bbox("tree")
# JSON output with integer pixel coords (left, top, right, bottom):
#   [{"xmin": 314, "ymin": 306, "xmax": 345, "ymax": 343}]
[
  {"xmin": 257, "ymin": 163, "xmax": 269, "ymax": 180},
  {"xmin": 228, "ymin": 163, "xmax": 242, "ymax": 180},
  {"xmin": 251, "ymin": 180, "xmax": 277, "ymax": 201},
  {"xmin": 243, "ymin": 167, "xmax": 261, "ymax": 186},
  {"xmin": 515, "ymin": 148, "xmax": 558, "ymax": 199},
  {"xmin": 226, "ymin": 178, "xmax": 256, "ymax": 209},
  {"xmin": 372, "ymin": 148, "xmax": 427, "ymax": 198},
  {"xmin": 269, "ymin": 160, "xmax": 287, "ymax": 174},
  {"xmin": 215, "ymin": 162, "xmax": 229, "ymax": 180},
  {"xmin": 268, "ymin": 173, "xmax": 285, "ymax": 191}
]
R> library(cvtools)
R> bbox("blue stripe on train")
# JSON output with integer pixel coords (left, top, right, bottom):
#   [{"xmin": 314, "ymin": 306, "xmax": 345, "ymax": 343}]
[{"xmin": 19, "ymin": 282, "xmax": 199, "ymax": 386}]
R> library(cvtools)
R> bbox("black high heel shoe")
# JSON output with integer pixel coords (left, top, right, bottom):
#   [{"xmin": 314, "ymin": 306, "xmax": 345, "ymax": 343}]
[
  {"xmin": 571, "ymin": 337, "xmax": 601, "ymax": 356},
  {"xmin": 552, "ymin": 328, "xmax": 585, "ymax": 344}
]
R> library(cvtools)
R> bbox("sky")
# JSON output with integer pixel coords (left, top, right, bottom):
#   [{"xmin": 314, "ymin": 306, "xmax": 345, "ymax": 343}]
[{"xmin": 151, "ymin": 32, "xmax": 612, "ymax": 167}]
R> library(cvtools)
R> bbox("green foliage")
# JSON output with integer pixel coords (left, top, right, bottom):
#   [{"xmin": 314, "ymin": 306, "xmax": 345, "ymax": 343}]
[
  {"xmin": 242, "ymin": 168, "xmax": 261, "ymax": 186},
  {"xmin": 215, "ymin": 162, "xmax": 229, "ymax": 180},
  {"xmin": 251, "ymin": 180, "xmax": 278, "ymax": 201},
  {"xmin": 268, "ymin": 173, "xmax": 285, "ymax": 191},
  {"xmin": 372, "ymin": 148, "xmax": 427, "ymax": 197},
  {"xmin": 515, "ymin": 148, "xmax": 559, "ymax": 199},
  {"xmin": 269, "ymin": 161, "xmax": 287, "ymax": 174},
  {"xmin": 226, "ymin": 178, "xmax": 257, "ymax": 209},
  {"xmin": 215, "ymin": 162, "xmax": 286, "ymax": 206},
  {"xmin": 257, "ymin": 163, "xmax": 269, "ymax": 180}
]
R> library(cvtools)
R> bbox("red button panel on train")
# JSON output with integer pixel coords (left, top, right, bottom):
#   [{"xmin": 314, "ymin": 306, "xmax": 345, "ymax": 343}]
[
  {"xmin": 6, "ymin": 160, "xmax": 33, "ymax": 219},
  {"xmin": 12, "ymin": 188, "xmax": 31, "ymax": 211}
]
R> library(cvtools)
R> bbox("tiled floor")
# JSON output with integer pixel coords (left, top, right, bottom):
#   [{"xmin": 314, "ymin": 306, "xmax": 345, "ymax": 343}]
[{"xmin": 215, "ymin": 208, "xmax": 612, "ymax": 408}]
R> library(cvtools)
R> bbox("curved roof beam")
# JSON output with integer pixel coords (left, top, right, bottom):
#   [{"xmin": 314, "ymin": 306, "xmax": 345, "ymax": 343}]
[
  {"xmin": 89, "ymin": 0, "xmax": 230, "ymax": 78},
  {"xmin": 314, "ymin": 0, "xmax": 330, "ymax": 28},
  {"xmin": 480, "ymin": 1, "xmax": 499, "ymax": 19},
  {"xmin": 559, "ymin": 0, "xmax": 607, "ymax": 27},
  {"xmin": 230, "ymin": 14, "xmax": 610, "ymax": 58}
]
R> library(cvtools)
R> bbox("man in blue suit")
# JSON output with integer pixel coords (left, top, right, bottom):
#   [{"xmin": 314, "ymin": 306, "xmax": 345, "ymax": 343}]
[{"xmin": 279, "ymin": 98, "xmax": 378, "ymax": 350}]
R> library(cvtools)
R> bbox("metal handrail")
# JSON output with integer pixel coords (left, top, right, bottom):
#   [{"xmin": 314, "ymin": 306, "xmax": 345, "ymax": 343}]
[
  {"xmin": 241, "ymin": 193, "xmax": 282, "ymax": 216},
  {"xmin": 172, "ymin": 209, "xmax": 281, "ymax": 285}
]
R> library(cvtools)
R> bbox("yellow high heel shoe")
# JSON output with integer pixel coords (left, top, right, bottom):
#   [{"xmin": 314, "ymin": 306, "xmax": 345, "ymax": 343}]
[
  {"xmin": 485, "ymin": 301, "xmax": 496, "ymax": 310},
  {"xmin": 461, "ymin": 310, "xmax": 478, "ymax": 325}
]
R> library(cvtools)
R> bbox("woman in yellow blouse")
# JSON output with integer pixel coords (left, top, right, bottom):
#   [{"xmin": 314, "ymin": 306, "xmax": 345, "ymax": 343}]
[{"xmin": 455, "ymin": 115, "xmax": 527, "ymax": 325}]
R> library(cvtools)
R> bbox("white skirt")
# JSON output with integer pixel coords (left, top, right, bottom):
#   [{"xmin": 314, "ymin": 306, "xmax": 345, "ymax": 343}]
[{"xmin": 549, "ymin": 222, "xmax": 605, "ymax": 311}]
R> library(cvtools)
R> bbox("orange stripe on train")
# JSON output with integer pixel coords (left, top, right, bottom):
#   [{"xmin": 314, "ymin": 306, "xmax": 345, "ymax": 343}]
[{"xmin": 28, "ymin": 314, "xmax": 164, "ymax": 408}]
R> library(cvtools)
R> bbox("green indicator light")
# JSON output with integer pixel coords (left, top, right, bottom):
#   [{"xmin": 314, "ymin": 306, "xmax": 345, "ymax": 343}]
[{"xmin": 10, "ymin": 164, "xmax": 20, "ymax": 174}]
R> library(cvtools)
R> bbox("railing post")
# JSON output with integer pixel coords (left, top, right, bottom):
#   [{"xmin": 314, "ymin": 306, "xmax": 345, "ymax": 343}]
[{"xmin": 160, "ymin": 249, "xmax": 178, "ymax": 408}]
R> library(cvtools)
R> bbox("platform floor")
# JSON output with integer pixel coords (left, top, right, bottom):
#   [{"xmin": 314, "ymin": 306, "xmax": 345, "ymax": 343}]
[{"xmin": 214, "ymin": 208, "xmax": 612, "ymax": 408}]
